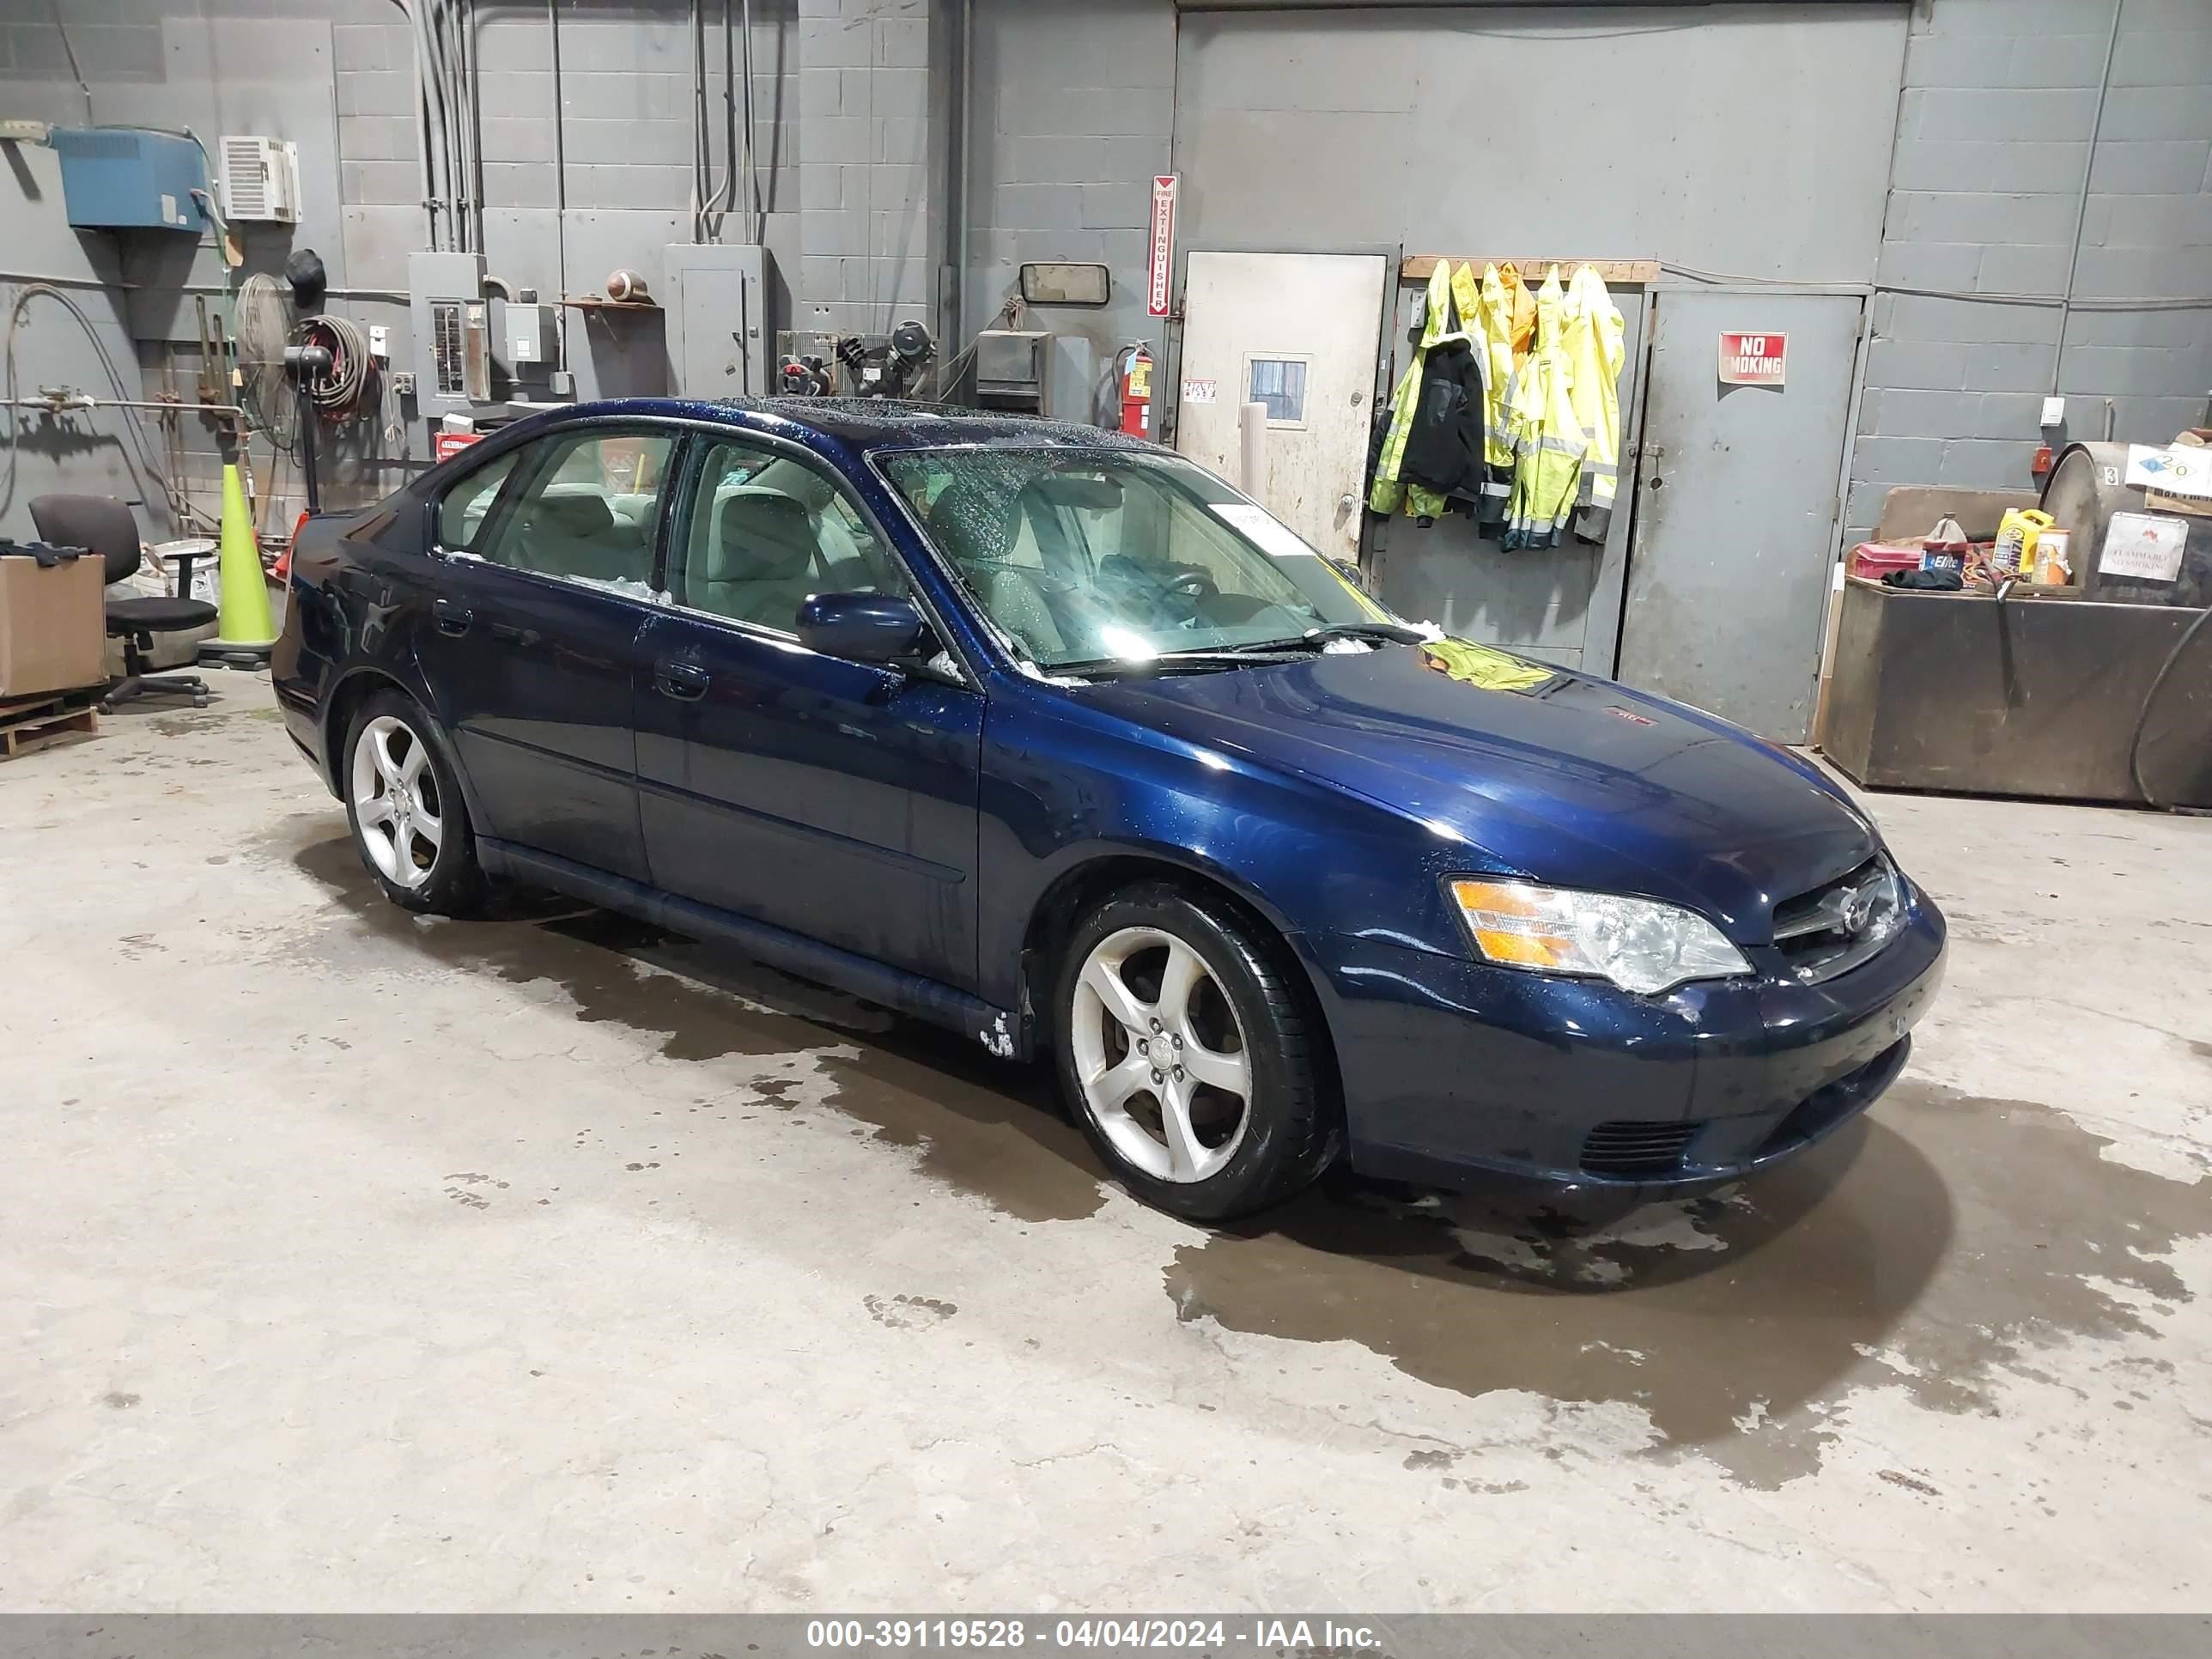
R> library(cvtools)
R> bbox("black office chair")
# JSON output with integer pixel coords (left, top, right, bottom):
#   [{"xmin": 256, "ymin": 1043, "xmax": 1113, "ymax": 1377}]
[{"xmin": 29, "ymin": 494, "xmax": 216, "ymax": 710}]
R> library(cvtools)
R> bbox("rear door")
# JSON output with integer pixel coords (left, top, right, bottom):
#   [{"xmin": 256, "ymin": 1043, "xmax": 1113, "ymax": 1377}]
[
  {"xmin": 1174, "ymin": 251, "xmax": 1389, "ymax": 562},
  {"xmin": 633, "ymin": 434, "xmax": 983, "ymax": 989},
  {"xmin": 417, "ymin": 425, "xmax": 678, "ymax": 880}
]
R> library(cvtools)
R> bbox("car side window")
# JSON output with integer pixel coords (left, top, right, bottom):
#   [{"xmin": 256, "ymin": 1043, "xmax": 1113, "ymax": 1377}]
[
  {"xmin": 436, "ymin": 449, "xmax": 522, "ymax": 554},
  {"xmin": 476, "ymin": 429, "xmax": 676, "ymax": 593},
  {"xmin": 672, "ymin": 439, "xmax": 908, "ymax": 634}
]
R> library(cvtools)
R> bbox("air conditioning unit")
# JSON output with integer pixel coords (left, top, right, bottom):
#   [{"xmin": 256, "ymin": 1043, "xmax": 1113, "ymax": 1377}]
[{"xmin": 217, "ymin": 135, "xmax": 301, "ymax": 223}]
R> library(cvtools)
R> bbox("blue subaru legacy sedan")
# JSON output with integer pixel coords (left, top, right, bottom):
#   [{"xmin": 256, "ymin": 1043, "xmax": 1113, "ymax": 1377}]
[{"xmin": 274, "ymin": 398, "xmax": 1945, "ymax": 1220}]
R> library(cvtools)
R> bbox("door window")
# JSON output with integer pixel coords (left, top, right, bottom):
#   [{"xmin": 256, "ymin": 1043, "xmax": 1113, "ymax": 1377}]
[
  {"xmin": 476, "ymin": 429, "xmax": 676, "ymax": 593},
  {"xmin": 1246, "ymin": 356, "xmax": 1309, "ymax": 426},
  {"xmin": 672, "ymin": 439, "xmax": 908, "ymax": 634},
  {"xmin": 436, "ymin": 448, "xmax": 522, "ymax": 553}
]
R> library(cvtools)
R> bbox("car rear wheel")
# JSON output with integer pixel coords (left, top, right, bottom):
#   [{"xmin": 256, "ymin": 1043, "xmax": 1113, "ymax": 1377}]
[
  {"xmin": 1054, "ymin": 882, "xmax": 1340, "ymax": 1221},
  {"xmin": 344, "ymin": 690, "xmax": 484, "ymax": 916}
]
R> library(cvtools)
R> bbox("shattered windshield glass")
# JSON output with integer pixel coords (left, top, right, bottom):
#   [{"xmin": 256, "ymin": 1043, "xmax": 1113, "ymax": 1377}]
[{"xmin": 877, "ymin": 447, "xmax": 1396, "ymax": 671}]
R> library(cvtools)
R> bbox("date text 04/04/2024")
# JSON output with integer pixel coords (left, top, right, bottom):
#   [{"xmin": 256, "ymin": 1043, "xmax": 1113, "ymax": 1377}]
[{"xmin": 805, "ymin": 1620, "xmax": 1383, "ymax": 1650}]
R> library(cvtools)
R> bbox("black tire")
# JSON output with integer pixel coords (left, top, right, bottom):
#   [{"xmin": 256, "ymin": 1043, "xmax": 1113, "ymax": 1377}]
[
  {"xmin": 342, "ymin": 689, "xmax": 486, "ymax": 916},
  {"xmin": 1051, "ymin": 881, "xmax": 1341, "ymax": 1221}
]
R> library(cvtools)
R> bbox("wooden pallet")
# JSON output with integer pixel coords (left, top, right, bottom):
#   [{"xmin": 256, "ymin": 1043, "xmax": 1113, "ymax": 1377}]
[{"xmin": 0, "ymin": 688, "xmax": 101, "ymax": 760}]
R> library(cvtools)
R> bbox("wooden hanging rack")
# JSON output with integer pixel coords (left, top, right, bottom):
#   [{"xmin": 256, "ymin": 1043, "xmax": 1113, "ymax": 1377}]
[{"xmin": 1400, "ymin": 256, "xmax": 1659, "ymax": 284}]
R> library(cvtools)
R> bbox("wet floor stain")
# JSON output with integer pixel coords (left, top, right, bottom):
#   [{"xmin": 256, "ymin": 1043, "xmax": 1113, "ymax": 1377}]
[
  {"xmin": 286, "ymin": 830, "xmax": 1107, "ymax": 1223},
  {"xmin": 274, "ymin": 824, "xmax": 2209, "ymax": 1484},
  {"xmin": 1165, "ymin": 1084, "xmax": 2209, "ymax": 1487}
]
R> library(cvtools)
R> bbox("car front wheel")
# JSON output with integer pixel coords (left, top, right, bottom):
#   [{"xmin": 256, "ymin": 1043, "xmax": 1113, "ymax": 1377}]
[
  {"xmin": 343, "ymin": 689, "xmax": 485, "ymax": 916},
  {"xmin": 1054, "ymin": 882, "xmax": 1340, "ymax": 1220}
]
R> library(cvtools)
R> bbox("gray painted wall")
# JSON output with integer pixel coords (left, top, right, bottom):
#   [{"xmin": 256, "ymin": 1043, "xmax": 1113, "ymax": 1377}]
[
  {"xmin": 1845, "ymin": 0, "xmax": 2212, "ymax": 544},
  {"xmin": 3, "ymin": 0, "xmax": 2206, "ymax": 605},
  {"xmin": 0, "ymin": 0, "xmax": 884, "ymax": 539},
  {"xmin": 1170, "ymin": 3, "xmax": 1911, "ymax": 667}
]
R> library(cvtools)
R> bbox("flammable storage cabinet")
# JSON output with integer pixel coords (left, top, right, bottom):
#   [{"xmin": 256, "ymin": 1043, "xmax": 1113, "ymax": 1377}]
[{"xmin": 663, "ymin": 245, "xmax": 775, "ymax": 398}]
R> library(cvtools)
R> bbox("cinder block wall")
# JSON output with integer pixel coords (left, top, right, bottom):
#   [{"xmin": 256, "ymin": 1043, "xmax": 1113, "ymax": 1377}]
[
  {"xmin": 3, "ymin": 0, "xmax": 2207, "ymax": 563},
  {"xmin": 798, "ymin": 0, "xmax": 934, "ymax": 342},
  {"xmin": 962, "ymin": 0, "xmax": 1174, "ymax": 425},
  {"xmin": 1845, "ymin": 0, "xmax": 2212, "ymax": 542},
  {"xmin": 0, "ymin": 0, "xmax": 848, "ymax": 540}
]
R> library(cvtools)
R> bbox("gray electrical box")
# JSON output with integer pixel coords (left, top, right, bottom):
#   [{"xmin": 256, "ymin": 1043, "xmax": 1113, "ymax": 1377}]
[
  {"xmin": 505, "ymin": 300, "xmax": 558, "ymax": 372},
  {"xmin": 663, "ymin": 244, "xmax": 774, "ymax": 398},
  {"xmin": 974, "ymin": 329, "xmax": 1050, "ymax": 415},
  {"xmin": 407, "ymin": 250, "xmax": 489, "ymax": 419}
]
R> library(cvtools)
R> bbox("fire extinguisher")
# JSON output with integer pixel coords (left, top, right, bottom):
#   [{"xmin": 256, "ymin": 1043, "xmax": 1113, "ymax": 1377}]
[{"xmin": 1117, "ymin": 344, "xmax": 1154, "ymax": 439}]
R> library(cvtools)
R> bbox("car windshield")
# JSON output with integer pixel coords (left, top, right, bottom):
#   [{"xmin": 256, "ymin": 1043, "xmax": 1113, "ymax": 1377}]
[{"xmin": 878, "ymin": 447, "xmax": 1399, "ymax": 672}]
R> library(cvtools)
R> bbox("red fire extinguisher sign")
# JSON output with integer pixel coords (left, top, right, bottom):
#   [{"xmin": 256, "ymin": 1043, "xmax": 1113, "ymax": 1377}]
[{"xmin": 1120, "ymin": 346, "xmax": 1154, "ymax": 439}]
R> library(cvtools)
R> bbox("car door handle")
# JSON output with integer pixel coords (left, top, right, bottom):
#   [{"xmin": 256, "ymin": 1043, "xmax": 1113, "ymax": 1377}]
[
  {"xmin": 654, "ymin": 660, "xmax": 709, "ymax": 701},
  {"xmin": 432, "ymin": 599, "xmax": 472, "ymax": 636},
  {"xmin": 488, "ymin": 620, "xmax": 539, "ymax": 647}
]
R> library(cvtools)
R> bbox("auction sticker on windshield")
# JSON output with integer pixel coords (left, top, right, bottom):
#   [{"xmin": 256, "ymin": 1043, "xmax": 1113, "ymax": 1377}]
[{"xmin": 1212, "ymin": 501, "xmax": 1315, "ymax": 560}]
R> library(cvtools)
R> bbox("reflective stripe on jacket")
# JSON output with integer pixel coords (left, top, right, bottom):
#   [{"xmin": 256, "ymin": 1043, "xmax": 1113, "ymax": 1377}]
[
  {"xmin": 1471, "ymin": 264, "xmax": 1519, "ymax": 522},
  {"xmin": 1502, "ymin": 266, "xmax": 1586, "ymax": 552},
  {"xmin": 1561, "ymin": 264, "xmax": 1626, "ymax": 544}
]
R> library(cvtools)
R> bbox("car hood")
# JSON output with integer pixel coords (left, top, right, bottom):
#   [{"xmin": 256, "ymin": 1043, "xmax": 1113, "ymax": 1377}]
[{"xmin": 1074, "ymin": 643, "xmax": 1875, "ymax": 937}]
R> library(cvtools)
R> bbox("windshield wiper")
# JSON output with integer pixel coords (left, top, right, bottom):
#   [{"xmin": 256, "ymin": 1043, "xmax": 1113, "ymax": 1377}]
[
  {"xmin": 1049, "ymin": 649, "xmax": 1311, "ymax": 679},
  {"xmin": 1219, "ymin": 620, "xmax": 1429, "ymax": 653}
]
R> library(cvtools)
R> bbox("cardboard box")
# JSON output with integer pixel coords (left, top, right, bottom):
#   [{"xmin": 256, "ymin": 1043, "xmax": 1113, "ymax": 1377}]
[{"xmin": 0, "ymin": 547, "xmax": 107, "ymax": 699}]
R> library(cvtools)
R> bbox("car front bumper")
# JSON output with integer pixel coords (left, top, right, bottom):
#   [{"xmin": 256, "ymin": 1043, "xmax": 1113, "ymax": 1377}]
[{"xmin": 1303, "ymin": 894, "xmax": 1947, "ymax": 1200}]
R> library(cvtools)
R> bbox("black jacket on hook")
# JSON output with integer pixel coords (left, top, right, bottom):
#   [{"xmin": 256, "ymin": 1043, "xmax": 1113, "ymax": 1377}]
[{"xmin": 1397, "ymin": 337, "xmax": 1488, "ymax": 503}]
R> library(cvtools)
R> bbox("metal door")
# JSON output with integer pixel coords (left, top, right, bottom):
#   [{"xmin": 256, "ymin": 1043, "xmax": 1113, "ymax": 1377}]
[
  {"xmin": 1617, "ymin": 289, "xmax": 1864, "ymax": 741},
  {"xmin": 1174, "ymin": 252, "xmax": 1388, "ymax": 561}
]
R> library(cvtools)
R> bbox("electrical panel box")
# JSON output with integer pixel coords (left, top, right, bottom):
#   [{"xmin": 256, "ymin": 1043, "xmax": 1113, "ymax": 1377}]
[
  {"xmin": 663, "ymin": 244, "xmax": 775, "ymax": 398},
  {"xmin": 974, "ymin": 330, "xmax": 1051, "ymax": 415},
  {"xmin": 216, "ymin": 135, "xmax": 301, "ymax": 223},
  {"xmin": 49, "ymin": 128, "xmax": 205, "ymax": 232},
  {"xmin": 504, "ymin": 301, "xmax": 559, "ymax": 373},
  {"xmin": 407, "ymin": 251, "xmax": 489, "ymax": 419}
]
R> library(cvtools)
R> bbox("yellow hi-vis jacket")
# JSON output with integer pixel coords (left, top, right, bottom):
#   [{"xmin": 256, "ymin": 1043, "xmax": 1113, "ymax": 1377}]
[
  {"xmin": 1503, "ymin": 266, "xmax": 1587, "ymax": 551},
  {"xmin": 1561, "ymin": 264, "xmax": 1626, "ymax": 543},
  {"xmin": 1369, "ymin": 260, "xmax": 1474, "ymax": 522},
  {"xmin": 1471, "ymin": 264, "xmax": 1519, "ymax": 525}
]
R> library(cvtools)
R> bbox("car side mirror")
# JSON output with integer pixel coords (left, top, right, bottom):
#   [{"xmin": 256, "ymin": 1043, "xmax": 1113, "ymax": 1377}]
[{"xmin": 797, "ymin": 591, "xmax": 932, "ymax": 665}]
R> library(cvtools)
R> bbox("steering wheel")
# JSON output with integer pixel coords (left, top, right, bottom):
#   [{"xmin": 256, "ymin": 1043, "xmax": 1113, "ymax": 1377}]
[{"xmin": 1167, "ymin": 568, "xmax": 1218, "ymax": 605}]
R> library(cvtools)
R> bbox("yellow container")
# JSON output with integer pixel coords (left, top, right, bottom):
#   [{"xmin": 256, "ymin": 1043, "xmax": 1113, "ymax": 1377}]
[{"xmin": 1993, "ymin": 507, "xmax": 2054, "ymax": 576}]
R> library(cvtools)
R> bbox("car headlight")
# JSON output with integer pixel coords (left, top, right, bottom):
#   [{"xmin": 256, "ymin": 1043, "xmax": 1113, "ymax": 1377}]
[{"xmin": 1447, "ymin": 878, "xmax": 1752, "ymax": 996}]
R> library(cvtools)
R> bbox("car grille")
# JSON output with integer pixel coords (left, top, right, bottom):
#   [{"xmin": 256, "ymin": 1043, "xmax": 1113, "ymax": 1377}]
[
  {"xmin": 1770, "ymin": 855, "xmax": 1905, "ymax": 984},
  {"xmin": 1580, "ymin": 1119, "xmax": 1704, "ymax": 1178}
]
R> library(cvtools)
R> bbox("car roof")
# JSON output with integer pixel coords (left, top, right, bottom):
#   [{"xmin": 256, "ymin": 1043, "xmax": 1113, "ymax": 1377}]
[{"xmin": 578, "ymin": 396, "xmax": 1155, "ymax": 456}]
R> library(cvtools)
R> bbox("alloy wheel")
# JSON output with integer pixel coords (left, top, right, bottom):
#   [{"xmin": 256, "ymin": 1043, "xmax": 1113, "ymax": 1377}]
[
  {"xmin": 349, "ymin": 713, "xmax": 444, "ymax": 890},
  {"xmin": 1069, "ymin": 925, "xmax": 1253, "ymax": 1183}
]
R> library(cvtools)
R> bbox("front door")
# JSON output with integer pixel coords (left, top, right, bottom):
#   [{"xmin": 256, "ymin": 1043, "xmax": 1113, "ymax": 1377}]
[
  {"xmin": 1174, "ymin": 251, "xmax": 1389, "ymax": 562},
  {"xmin": 416, "ymin": 425, "xmax": 678, "ymax": 880},
  {"xmin": 1616, "ymin": 290, "xmax": 1864, "ymax": 740},
  {"xmin": 633, "ymin": 433, "xmax": 983, "ymax": 990}
]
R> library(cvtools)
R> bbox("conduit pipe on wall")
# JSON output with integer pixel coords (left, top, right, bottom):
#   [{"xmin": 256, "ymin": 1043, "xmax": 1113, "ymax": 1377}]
[{"xmin": 2052, "ymin": 0, "xmax": 2126, "ymax": 397}]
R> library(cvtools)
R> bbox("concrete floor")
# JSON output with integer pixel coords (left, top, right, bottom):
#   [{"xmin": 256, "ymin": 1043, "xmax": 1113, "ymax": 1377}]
[{"xmin": 2, "ymin": 686, "xmax": 2209, "ymax": 1612}]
